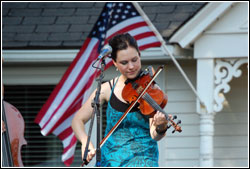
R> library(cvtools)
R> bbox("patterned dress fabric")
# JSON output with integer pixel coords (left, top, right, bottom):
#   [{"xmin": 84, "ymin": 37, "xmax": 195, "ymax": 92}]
[{"xmin": 100, "ymin": 79, "xmax": 159, "ymax": 167}]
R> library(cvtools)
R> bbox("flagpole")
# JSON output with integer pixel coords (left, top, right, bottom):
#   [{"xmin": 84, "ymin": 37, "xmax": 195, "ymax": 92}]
[{"xmin": 132, "ymin": 2, "xmax": 207, "ymax": 112}]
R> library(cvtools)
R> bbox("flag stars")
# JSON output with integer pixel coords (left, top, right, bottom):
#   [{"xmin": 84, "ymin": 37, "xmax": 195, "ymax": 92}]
[
  {"xmin": 126, "ymin": 5, "xmax": 131, "ymax": 9},
  {"xmin": 132, "ymin": 12, "xmax": 137, "ymax": 16},
  {"xmin": 101, "ymin": 40, "xmax": 105, "ymax": 46},
  {"xmin": 107, "ymin": 3, "xmax": 113, "ymax": 8},
  {"xmin": 98, "ymin": 26, "xmax": 106, "ymax": 32},
  {"xmin": 91, "ymin": 2, "xmax": 140, "ymax": 39}
]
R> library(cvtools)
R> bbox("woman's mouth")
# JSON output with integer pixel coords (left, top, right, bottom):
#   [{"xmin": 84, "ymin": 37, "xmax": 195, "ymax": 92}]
[{"xmin": 127, "ymin": 71, "xmax": 136, "ymax": 75}]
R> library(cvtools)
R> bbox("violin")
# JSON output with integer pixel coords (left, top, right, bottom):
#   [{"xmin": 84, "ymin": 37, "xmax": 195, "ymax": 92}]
[
  {"xmin": 122, "ymin": 66, "xmax": 168, "ymax": 117},
  {"xmin": 122, "ymin": 65, "xmax": 182, "ymax": 133},
  {"xmin": 2, "ymin": 100, "xmax": 27, "ymax": 166}
]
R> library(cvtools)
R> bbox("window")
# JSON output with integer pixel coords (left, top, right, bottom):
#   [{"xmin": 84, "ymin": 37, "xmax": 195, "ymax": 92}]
[{"xmin": 3, "ymin": 85, "xmax": 108, "ymax": 167}]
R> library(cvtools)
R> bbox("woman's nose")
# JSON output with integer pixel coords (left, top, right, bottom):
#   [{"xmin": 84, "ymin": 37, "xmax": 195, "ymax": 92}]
[{"xmin": 128, "ymin": 62, "xmax": 134, "ymax": 69}]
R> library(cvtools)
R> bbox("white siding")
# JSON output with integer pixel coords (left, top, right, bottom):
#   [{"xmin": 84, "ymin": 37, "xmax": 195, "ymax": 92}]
[
  {"xmin": 158, "ymin": 60, "xmax": 200, "ymax": 167},
  {"xmin": 213, "ymin": 64, "xmax": 248, "ymax": 167},
  {"xmin": 159, "ymin": 62, "xmax": 248, "ymax": 167},
  {"xmin": 2, "ymin": 65, "xmax": 68, "ymax": 85}
]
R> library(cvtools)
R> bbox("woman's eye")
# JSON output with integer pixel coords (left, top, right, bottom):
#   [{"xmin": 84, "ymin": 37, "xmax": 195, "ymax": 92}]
[
  {"xmin": 121, "ymin": 61, "xmax": 127, "ymax": 65},
  {"xmin": 132, "ymin": 58, "xmax": 137, "ymax": 62}
]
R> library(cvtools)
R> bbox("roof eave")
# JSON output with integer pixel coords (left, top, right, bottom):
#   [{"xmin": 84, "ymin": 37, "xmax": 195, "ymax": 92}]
[{"xmin": 169, "ymin": 2, "xmax": 234, "ymax": 49}]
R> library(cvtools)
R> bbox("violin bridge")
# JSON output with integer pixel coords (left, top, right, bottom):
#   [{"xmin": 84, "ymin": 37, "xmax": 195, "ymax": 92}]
[{"xmin": 136, "ymin": 86, "xmax": 144, "ymax": 94}]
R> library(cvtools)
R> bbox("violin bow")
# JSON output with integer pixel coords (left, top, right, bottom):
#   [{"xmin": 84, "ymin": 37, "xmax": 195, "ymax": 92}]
[{"xmin": 100, "ymin": 65, "xmax": 164, "ymax": 148}]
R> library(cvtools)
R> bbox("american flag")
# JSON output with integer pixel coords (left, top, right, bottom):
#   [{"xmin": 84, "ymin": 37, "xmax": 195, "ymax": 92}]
[{"xmin": 35, "ymin": 2, "xmax": 161, "ymax": 166}]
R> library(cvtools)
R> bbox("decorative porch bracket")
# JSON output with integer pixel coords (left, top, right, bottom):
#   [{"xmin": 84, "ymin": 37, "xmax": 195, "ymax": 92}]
[{"xmin": 214, "ymin": 58, "xmax": 248, "ymax": 113}]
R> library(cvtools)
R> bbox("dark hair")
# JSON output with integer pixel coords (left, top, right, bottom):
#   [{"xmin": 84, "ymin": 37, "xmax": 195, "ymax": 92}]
[{"xmin": 108, "ymin": 33, "xmax": 140, "ymax": 62}]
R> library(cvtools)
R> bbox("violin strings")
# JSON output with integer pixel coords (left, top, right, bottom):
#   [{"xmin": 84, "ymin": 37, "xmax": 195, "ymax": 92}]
[
  {"xmin": 143, "ymin": 93, "xmax": 172, "ymax": 121},
  {"xmin": 143, "ymin": 93, "xmax": 182, "ymax": 133},
  {"xmin": 143, "ymin": 93, "xmax": 165, "ymax": 114}
]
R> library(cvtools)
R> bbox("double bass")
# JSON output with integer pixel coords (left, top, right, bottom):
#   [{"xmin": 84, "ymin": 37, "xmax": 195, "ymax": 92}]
[{"xmin": 2, "ymin": 100, "xmax": 27, "ymax": 167}]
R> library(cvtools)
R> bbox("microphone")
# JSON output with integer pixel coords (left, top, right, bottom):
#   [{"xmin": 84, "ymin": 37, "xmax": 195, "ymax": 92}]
[{"xmin": 97, "ymin": 45, "xmax": 112, "ymax": 60}]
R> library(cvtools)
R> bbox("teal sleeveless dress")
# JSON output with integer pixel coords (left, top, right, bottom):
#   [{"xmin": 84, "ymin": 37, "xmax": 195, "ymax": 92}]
[{"xmin": 100, "ymin": 78, "xmax": 159, "ymax": 167}]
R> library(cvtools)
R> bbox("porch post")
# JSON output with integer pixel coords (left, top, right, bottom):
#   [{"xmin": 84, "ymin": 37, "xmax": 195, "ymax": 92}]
[
  {"xmin": 199, "ymin": 111, "xmax": 214, "ymax": 166},
  {"xmin": 197, "ymin": 59, "xmax": 215, "ymax": 167}
]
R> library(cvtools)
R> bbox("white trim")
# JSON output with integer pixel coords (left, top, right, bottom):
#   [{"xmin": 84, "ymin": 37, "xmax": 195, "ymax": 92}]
[
  {"xmin": 169, "ymin": 2, "xmax": 234, "ymax": 48},
  {"xmin": 2, "ymin": 47, "xmax": 187, "ymax": 85},
  {"xmin": 2, "ymin": 47, "xmax": 190, "ymax": 64},
  {"xmin": 2, "ymin": 50, "xmax": 79, "ymax": 63}
]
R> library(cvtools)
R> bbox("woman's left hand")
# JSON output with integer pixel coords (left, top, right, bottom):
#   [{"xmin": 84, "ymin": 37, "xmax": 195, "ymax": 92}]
[
  {"xmin": 152, "ymin": 111, "xmax": 171, "ymax": 126},
  {"xmin": 150, "ymin": 111, "xmax": 172, "ymax": 139},
  {"xmin": 2, "ymin": 120, "xmax": 6, "ymax": 133}
]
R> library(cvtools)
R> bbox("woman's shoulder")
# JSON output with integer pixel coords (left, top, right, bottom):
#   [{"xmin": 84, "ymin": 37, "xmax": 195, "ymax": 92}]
[
  {"xmin": 100, "ymin": 77, "xmax": 119, "ymax": 101},
  {"xmin": 103, "ymin": 77, "xmax": 119, "ymax": 88}
]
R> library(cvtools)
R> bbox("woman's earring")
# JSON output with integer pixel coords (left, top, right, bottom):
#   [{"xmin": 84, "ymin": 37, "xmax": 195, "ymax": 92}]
[{"xmin": 116, "ymin": 67, "xmax": 118, "ymax": 71}]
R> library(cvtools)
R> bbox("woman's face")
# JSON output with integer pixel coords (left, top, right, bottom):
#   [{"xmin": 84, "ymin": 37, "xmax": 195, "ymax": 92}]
[{"xmin": 113, "ymin": 46, "xmax": 141, "ymax": 79}]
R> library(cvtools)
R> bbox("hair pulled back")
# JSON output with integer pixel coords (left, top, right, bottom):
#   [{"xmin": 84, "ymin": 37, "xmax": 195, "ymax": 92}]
[{"xmin": 108, "ymin": 33, "xmax": 140, "ymax": 62}]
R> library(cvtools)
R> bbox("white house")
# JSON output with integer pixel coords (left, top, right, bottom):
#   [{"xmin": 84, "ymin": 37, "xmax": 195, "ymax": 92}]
[
  {"xmin": 166, "ymin": 2, "xmax": 248, "ymax": 167},
  {"xmin": 2, "ymin": 2, "xmax": 248, "ymax": 167}
]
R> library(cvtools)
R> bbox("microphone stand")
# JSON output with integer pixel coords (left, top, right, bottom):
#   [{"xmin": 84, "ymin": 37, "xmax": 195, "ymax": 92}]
[{"xmin": 82, "ymin": 59, "xmax": 106, "ymax": 167}]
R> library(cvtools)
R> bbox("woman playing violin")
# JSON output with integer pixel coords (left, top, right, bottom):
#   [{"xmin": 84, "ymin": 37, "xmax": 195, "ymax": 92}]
[{"xmin": 72, "ymin": 33, "xmax": 170, "ymax": 167}]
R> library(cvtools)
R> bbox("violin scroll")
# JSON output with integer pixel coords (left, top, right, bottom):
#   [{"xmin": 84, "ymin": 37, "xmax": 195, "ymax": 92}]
[{"xmin": 167, "ymin": 115, "xmax": 182, "ymax": 133}]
